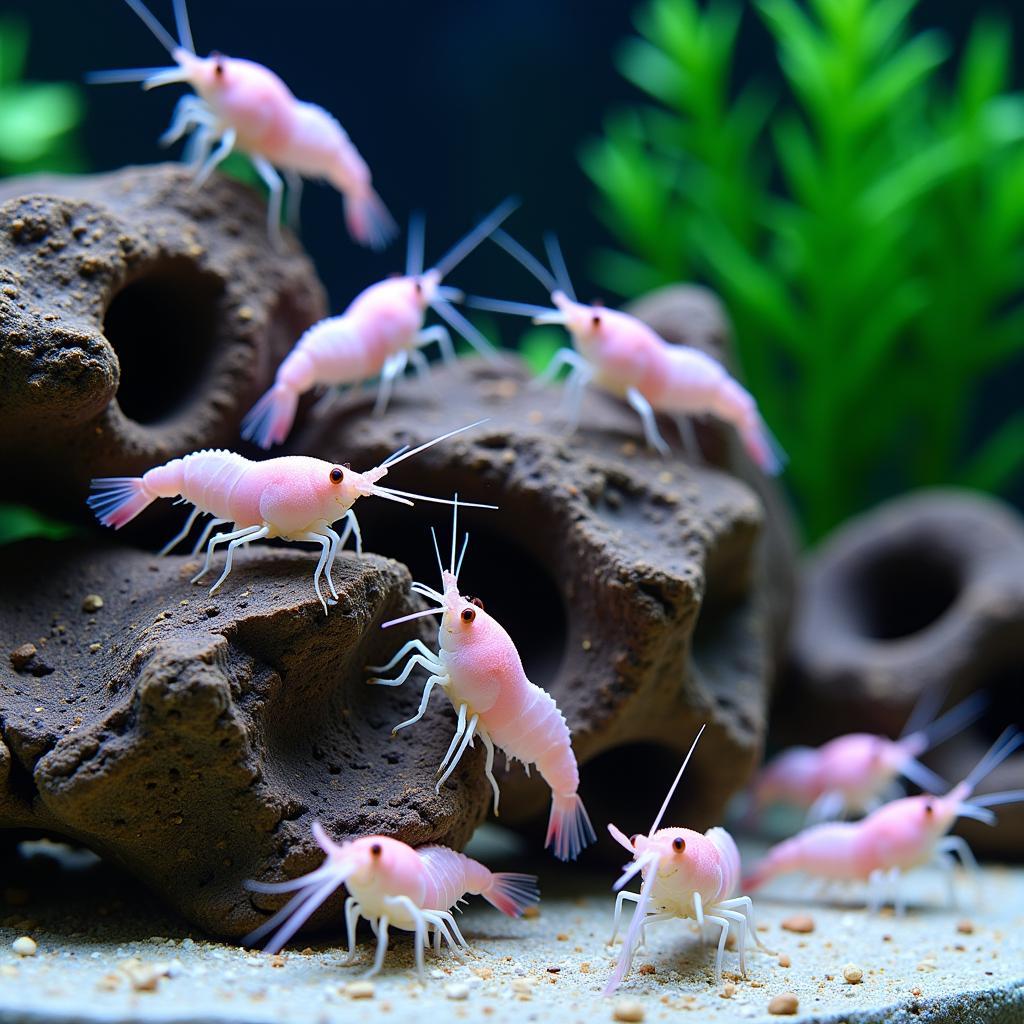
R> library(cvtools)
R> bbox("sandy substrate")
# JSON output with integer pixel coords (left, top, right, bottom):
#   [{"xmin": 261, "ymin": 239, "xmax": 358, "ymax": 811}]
[{"xmin": 0, "ymin": 839, "xmax": 1021, "ymax": 1024}]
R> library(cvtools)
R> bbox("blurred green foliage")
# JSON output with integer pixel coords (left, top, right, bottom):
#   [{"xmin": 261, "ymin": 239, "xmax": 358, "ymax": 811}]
[
  {"xmin": 0, "ymin": 18, "xmax": 84, "ymax": 545},
  {"xmin": 583, "ymin": 0, "xmax": 1024, "ymax": 540}
]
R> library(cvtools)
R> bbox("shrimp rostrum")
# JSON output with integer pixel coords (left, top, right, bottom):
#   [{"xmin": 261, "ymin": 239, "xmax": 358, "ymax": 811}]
[
  {"xmin": 367, "ymin": 500, "xmax": 596, "ymax": 862},
  {"xmin": 87, "ymin": 422, "xmax": 494, "ymax": 614},
  {"xmin": 467, "ymin": 231, "xmax": 782, "ymax": 472},
  {"xmin": 89, "ymin": 0, "xmax": 395, "ymax": 249},
  {"xmin": 604, "ymin": 726, "xmax": 770, "ymax": 995},
  {"xmin": 745, "ymin": 727, "xmax": 1024, "ymax": 913},
  {"xmin": 245, "ymin": 824, "xmax": 539, "ymax": 979},
  {"xmin": 752, "ymin": 691, "xmax": 984, "ymax": 825},
  {"xmin": 242, "ymin": 200, "xmax": 516, "ymax": 449}
]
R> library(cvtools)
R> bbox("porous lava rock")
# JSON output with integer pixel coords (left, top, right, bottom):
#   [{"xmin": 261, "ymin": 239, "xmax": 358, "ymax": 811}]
[
  {"xmin": 0, "ymin": 163, "xmax": 326, "ymax": 533},
  {"xmin": 294, "ymin": 344, "xmax": 797, "ymax": 842},
  {"xmin": 0, "ymin": 540, "xmax": 488, "ymax": 935},
  {"xmin": 785, "ymin": 489, "xmax": 1024, "ymax": 854}
]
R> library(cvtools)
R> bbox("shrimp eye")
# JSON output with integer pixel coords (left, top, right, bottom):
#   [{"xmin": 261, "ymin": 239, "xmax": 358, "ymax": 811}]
[
  {"xmin": 330, "ymin": 467, "xmax": 344, "ymax": 484},
  {"xmin": 591, "ymin": 313, "xmax": 602, "ymax": 328},
  {"xmin": 672, "ymin": 837, "xmax": 686, "ymax": 853},
  {"xmin": 370, "ymin": 842, "xmax": 382, "ymax": 857},
  {"xmin": 470, "ymin": 596, "xmax": 485, "ymax": 610},
  {"xmin": 414, "ymin": 279, "xmax": 423, "ymax": 294},
  {"xmin": 924, "ymin": 801, "xmax": 934, "ymax": 816},
  {"xmin": 461, "ymin": 607, "xmax": 476, "ymax": 624},
  {"xmin": 629, "ymin": 834, "xmax": 640, "ymax": 847}
]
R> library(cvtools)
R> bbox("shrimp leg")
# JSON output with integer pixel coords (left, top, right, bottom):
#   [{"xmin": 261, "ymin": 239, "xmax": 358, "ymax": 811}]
[
  {"xmin": 705, "ymin": 913, "xmax": 731, "ymax": 985},
  {"xmin": 386, "ymin": 896, "xmax": 427, "ymax": 980},
  {"xmin": 284, "ymin": 169, "xmax": 303, "ymax": 229},
  {"xmin": 323, "ymin": 525, "xmax": 341, "ymax": 600},
  {"xmin": 716, "ymin": 907, "xmax": 748, "ymax": 974},
  {"xmin": 391, "ymin": 676, "xmax": 444, "ymax": 734},
  {"xmin": 345, "ymin": 509, "xmax": 364, "ymax": 556},
  {"xmin": 193, "ymin": 524, "xmax": 264, "ymax": 584},
  {"xmin": 159, "ymin": 506, "xmax": 201, "ymax": 555},
  {"xmin": 251, "ymin": 155, "xmax": 286, "ymax": 249},
  {"xmin": 409, "ymin": 348, "xmax": 430, "ymax": 380},
  {"xmin": 533, "ymin": 346, "xmax": 587, "ymax": 388},
  {"xmin": 626, "ymin": 387, "xmax": 671, "ymax": 457},
  {"xmin": 295, "ymin": 530, "xmax": 337, "ymax": 613},
  {"xmin": 479, "ymin": 729, "xmax": 501, "ymax": 814},
  {"xmin": 369, "ymin": 655, "xmax": 439, "ymax": 688},
  {"xmin": 718, "ymin": 895, "xmax": 772, "ymax": 953},
  {"xmin": 368, "ymin": 639, "xmax": 440, "ymax": 675},
  {"xmin": 341, "ymin": 897, "xmax": 361, "ymax": 965},
  {"xmin": 436, "ymin": 714, "xmax": 478, "ymax": 791},
  {"xmin": 437, "ymin": 704, "xmax": 468, "ymax": 776},
  {"xmin": 365, "ymin": 914, "xmax": 390, "ymax": 978},
  {"xmin": 609, "ymin": 891, "xmax": 642, "ymax": 945},
  {"xmin": 417, "ymin": 325, "xmax": 455, "ymax": 364},
  {"xmin": 373, "ymin": 351, "xmax": 408, "ymax": 416},
  {"xmin": 191, "ymin": 517, "xmax": 229, "ymax": 556},
  {"xmin": 209, "ymin": 525, "xmax": 270, "ymax": 594},
  {"xmin": 192, "ymin": 127, "xmax": 237, "ymax": 189}
]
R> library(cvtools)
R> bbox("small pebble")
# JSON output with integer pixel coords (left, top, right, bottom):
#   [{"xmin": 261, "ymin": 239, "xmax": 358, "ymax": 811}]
[
  {"xmin": 612, "ymin": 999, "xmax": 645, "ymax": 1022},
  {"xmin": 781, "ymin": 914, "xmax": 814, "ymax": 934},
  {"xmin": 445, "ymin": 982, "xmax": 469, "ymax": 1000},
  {"xmin": 916, "ymin": 958, "xmax": 937, "ymax": 973},
  {"xmin": 720, "ymin": 982, "xmax": 737, "ymax": 999},
  {"xmin": 768, "ymin": 992, "xmax": 799, "ymax": 1015},
  {"xmin": 81, "ymin": 594, "xmax": 104, "ymax": 612},
  {"xmin": 346, "ymin": 980, "xmax": 375, "ymax": 999},
  {"xmin": 9, "ymin": 643, "xmax": 37, "ymax": 670},
  {"xmin": 957, "ymin": 919, "xmax": 975, "ymax": 935},
  {"xmin": 12, "ymin": 936, "xmax": 37, "ymax": 957},
  {"xmin": 777, "ymin": 953, "xmax": 791, "ymax": 968},
  {"xmin": 638, "ymin": 963, "xmax": 656, "ymax": 975},
  {"xmin": 843, "ymin": 964, "xmax": 863, "ymax": 984}
]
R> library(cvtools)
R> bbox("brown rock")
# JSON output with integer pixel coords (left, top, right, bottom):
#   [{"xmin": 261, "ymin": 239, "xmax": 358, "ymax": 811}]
[
  {"xmin": 786, "ymin": 490, "xmax": 1024, "ymax": 854},
  {"xmin": 0, "ymin": 163, "xmax": 326, "ymax": 534},
  {"xmin": 768, "ymin": 992, "xmax": 799, "ymax": 1015},
  {"xmin": 0, "ymin": 541, "xmax": 488, "ymax": 935},
  {"xmin": 294, "ymin": 351, "xmax": 795, "ymax": 836},
  {"xmin": 781, "ymin": 913, "xmax": 815, "ymax": 934}
]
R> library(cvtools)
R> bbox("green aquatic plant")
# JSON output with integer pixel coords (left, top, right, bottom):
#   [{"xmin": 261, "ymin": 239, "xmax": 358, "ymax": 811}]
[{"xmin": 583, "ymin": 0, "xmax": 1024, "ymax": 539}]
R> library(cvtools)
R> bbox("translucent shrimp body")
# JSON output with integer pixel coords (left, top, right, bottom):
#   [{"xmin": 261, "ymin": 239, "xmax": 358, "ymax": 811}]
[
  {"xmin": 467, "ymin": 231, "xmax": 782, "ymax": 472},
  {"xmin": 242, "ymin": 201, "xmax": 515, "ymax": 449},
  {"xmin": 86, "ymin": 422, "xmax": 493, "ymax": 614},
  {"xmin": 245, "ymin": 825, "xmax": 539, "ymax": 979},
  {"xmin": 745, "ymin": 728, "xmax": 1024, "ymax": 912},
  {"xmin": 368, "ymin": 502, "xmax": 595, "ymax": 862},
  {"xmin": 89, "ymin": 0, "xmax": 395, "ymax": 248},
  {"xmin": 603, "ymin": 726, "xmax": 770, "ymax": 995}
]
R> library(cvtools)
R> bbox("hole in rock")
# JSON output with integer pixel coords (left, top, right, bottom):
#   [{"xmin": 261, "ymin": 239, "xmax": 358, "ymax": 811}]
[
  {"xmin": 357, "ymin": 501, "xmax": 568, "ymax": 685},
  {"xmin": 104, "ymin": 258, "xmax": 225, "ymax": 424},
  {"xmin": 848, "ymin": 543, "xmax": 961, "ymax": 641}
]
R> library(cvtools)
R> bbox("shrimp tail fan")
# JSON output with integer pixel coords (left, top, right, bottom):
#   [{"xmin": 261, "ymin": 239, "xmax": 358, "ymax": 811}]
[
  {"xmin": 344, "ymin": 187, "xmax": 398, "ymax": 251},
  {"xmin": 241, "ymin": 383, "xmax": 298, "ymax": 450},
  {"xmin": 482, "ymin": 872, "xmax": 541, "ymax": 918},
  {"xmin": 545, "ymin": 792, "xmax": 596, "ymax": 862},
  {"xmin": 87, "ymin": 477, "xmax": 155, "ymax": 529}
]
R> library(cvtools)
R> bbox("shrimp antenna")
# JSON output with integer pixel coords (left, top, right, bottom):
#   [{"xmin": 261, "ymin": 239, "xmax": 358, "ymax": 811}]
[
  {"xmin": 900, "ymin": 682, "xmax": 950, "ymax": 739},
  {"xmin": 455, "ymin": 533, "xmax": 470, "ymax": 579},
  {"xmin": 123, "ymin": 0, "xmax": 180, "ymax": 55},
  {"xmin": 375, "ymin": 420, "xmax": 489, "ymax": 472},
  {"xmin": 381, "ymin": 606, "xmax": 445, "ymax": 629},
  {"xmin": 462, "ymin": 296, "xmax": 558, "ymax": 319},
  {"xmin": 172, "ymin": 0, "xmax": 195, "ymax": 53},
  {"xmin": 919, "ymin": 692, "xmax": 987, "ymax": 750},
  {"xmin": 649, "ymin": 724, "xmax": 707, "ymax": 835},
  {"xmin": 85, "ymin": 66, "xmax": 183, "ymax": 85},
  {"xmin": 407, "ymin": 211, "xmax": 426, "ymax": 278},
  {"xmin": 490, "ymin": 229, "xmax": 559, "ymax": 294},
  {"xmin": 963, "ymin": 727, "xmax": 1024, "ymax": 793},
  {"xmin": 431, "ymin": 526, "xmax": 445, "ymax": 585},
  {"xmin": 450, "ymin": 494, "xmax": 459, "ymax": 576},
  {"xmin": 429, "ymin": 298, "xmax": 497, "ymax": 359},
  {"xmin": 544, "ymin": 232, "xmax": 577, "ymax": 301},
  {"xmin": 432, "ymin": 197, "xmax": 520, "ymax": 279}
]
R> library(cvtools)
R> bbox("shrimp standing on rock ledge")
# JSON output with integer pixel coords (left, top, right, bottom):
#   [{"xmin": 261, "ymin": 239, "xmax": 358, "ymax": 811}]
[
  {"xmin": 603, "ymin": 725, "xmax": 771, "ymax": 995},
  {"xmin": 745, "ymin": 727, "xmax": 1024, "ymax": 911},
  {"xmin": 89, "ymin": 0, "xmax": 395, "ymax": 248},
  {"xmin": 87, "ymin": 422, "xmax": 495, "ymax": 614},
  {"xmin": 244, "ymin": 824, "xmax": 539, "ymax": 979},
  {"xmin": 368, "ymin": 499, "xmax": 595, "ymax": 862},
  {"xmin": 242, "ymin": 199, "xmax": 517, "ymax": 449},
  {"xmin": 468, "ymin": 231, "xmax": 782, "ymax": 471}
]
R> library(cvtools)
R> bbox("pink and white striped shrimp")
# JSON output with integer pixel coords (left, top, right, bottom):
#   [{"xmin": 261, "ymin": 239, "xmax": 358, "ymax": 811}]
[
  {"xmin": 744, "ymin": 728, "xmax": 1024, "ymax": 912},
  {"xmin": 241, "ymin": 201, "xmax": 515, "ymax": 449},
  {"xmin": 244, "ymin": 823, "xmax": 539, "ymax": 979},
  {"xmin": 468, "ymin": 232, "xmax": 782, "ymax": 471},
  {"xmin": 603, "ymin": 726, "xmax": 771, "ymax": 995},
  {"xmin": 367, "ymin": 500, "xmax": 596, "ymax": 862},
  {"xmin": 86, "ymin": 422, "xmax": 494, "ymax": 614},
  {"xmin": 752, "ymin": 692, "xmax": 984, "ymax": 824},
  {"xmin": 88, "ymin": 0, "xmax": 395, "ymax": 249}
]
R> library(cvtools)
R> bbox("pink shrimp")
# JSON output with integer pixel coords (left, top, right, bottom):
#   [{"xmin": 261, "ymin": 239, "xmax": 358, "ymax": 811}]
[
  {"xmin": 752, "ymin": 692, "xmax": 984, "ymax": 824},
  {"xmin": 86, "ymin": 422, "xmax": 494, "ymax": 614},
  {"xmin": 244, "ymin": 823, "xmax": 539, "ymax": 979},
  {"xmin": 467, "ymin": 231, "xmax": 782, "ymax": 471},
  {"xmin": 603, "ymin": 726, "xmax": 771, "ymax": 995},
  {"xmin": 367, "ymin": 500, "xmax": 595, "ymax": 861},
  {"xmin": 241, "ymin": 201, "xmax": 516, "ymax": 449},
  {"xmin": 745, "ymin": 728, "xmax": 1024, "ymax": 913},
  {"xmin": 88, "ymin": 0, "xmax": 395, "ymax": 248}
]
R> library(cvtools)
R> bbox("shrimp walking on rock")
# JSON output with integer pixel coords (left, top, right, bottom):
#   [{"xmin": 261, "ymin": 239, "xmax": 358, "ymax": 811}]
[
  {"xmin": 242, "ymin": 200, "xmax": 517, "ymax": 449},
  {"xmin": 244, "ymin": 824, "xmax": 539, "ymax": 979},
  {"xmin": 745, "ymin": 727, "xmax": 1024, "ymax": 912},
  {"xmin": 467, "ymin": 231, "xmax": 783, "ymax": 472},
  {"xmin": 87, "ymin": 422, "xmax": 494, "ymax": 614},
  {"xmin": 752, "ymin": 691, "xmax": 985, "ymax": 825},
  {"xmin": 89, "ymin": 0, "xmax": 395, "ymax": 249},
  {"xmin": 367, "ymin": 499, "xmax": 596, "ymax": 862},
  {"xmin": 603, "ymin": 725, "xmax": 771, "ymax": 995}
]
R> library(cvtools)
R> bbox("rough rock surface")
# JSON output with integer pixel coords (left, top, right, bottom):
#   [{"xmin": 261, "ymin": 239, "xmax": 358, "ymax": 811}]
[
  {"xmin": 0, "ymin": 540, "xmax": 489, "ymax": 935},
  {"xmin": 785, "ymin": 490, "xmax": 1024, "ymax": 854},
  {"xmin": 0, "ymin": 163, "xmax": 326, "ymax": 532},
  {"xmin": 294, "ymin": 347, "xmax": 796, "ymax": 839}
]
